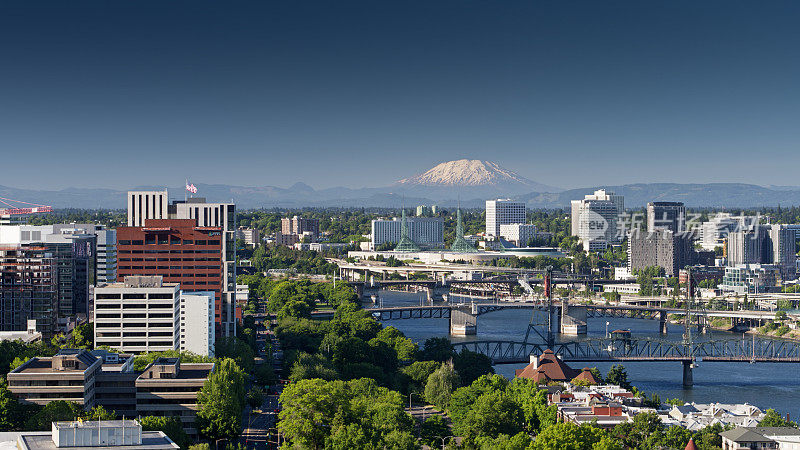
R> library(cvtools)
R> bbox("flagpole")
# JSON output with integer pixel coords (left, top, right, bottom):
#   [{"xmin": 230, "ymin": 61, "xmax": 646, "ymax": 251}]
[{"xmin": 185, "ymin": 179, "xmax": 188, "ymax": 202}]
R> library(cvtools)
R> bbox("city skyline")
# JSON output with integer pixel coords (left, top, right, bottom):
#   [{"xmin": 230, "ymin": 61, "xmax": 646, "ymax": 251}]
[{"xmin": 2, "ymin": 1, "xmax": 800, "ymax": 190}]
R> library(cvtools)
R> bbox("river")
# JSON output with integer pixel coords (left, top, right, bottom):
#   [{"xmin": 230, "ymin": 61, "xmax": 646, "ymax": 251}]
[{"xmin": 370, "ymin": 290, "xmax": 800, "ymax": 419}]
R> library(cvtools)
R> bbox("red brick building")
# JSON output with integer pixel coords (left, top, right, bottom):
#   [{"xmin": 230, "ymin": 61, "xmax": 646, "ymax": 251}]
[{"xmin": 116, "ymin": 219, "xmax": 224, "ymax": 331}]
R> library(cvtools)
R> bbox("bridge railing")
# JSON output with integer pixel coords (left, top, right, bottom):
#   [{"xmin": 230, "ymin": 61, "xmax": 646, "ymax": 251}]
[{"xmin": 451, "ymin": 336, "xmax": 800, "ymax": 364}]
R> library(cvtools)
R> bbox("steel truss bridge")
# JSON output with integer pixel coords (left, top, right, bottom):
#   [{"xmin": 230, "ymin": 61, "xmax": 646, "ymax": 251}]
[
  {"xmin": 451, "ymin": 336, "xmax": 800, "ymax": 365},
  {"xmin": 366, "ymin": 302, "xmax": 776, "ymax": 322}
]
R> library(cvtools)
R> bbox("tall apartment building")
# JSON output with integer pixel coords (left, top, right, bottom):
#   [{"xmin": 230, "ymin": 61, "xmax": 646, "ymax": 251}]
[
  {"xmin": 699, "ymin": 213, "xmax": 740, "ymax": 251},
  {"xmin": 94, "ymin": 276, "xmax": 180, "ymax": 354},
  {"xmin": 767, "ymin": 224, "xmax": 797, "ymax": 277},
  {"xmin": 726, "ymin": 224, "xmax": 796, "ymax": 278},
  {"xmin": 628, "ymin": 229, "xmax": 694, "ymax": 277},
  {"xmin": 485, "ymin": 199, "xmax": 526, "ymax": 237},
  {"xmin": 726, "ymin": 226, "xmax": 766, "ymax": 266},
  {"xmin": 136, "ymin": 357, "xmax": 214, "ymax": 436},
  {"xmin": 116, "ymin": 219, "xmax": 227, "ymax": 336},
  {"xmin": 571, "ymin": 190, "xmax": 624, "ymax": 251},
  {"xmin": 0, "ymin": 245, "xmax": 58, "ymax": 336},
  {"xmin": 125, "ymin": 191, "xmax": 237, "ymax": 336},
  {"xmin": 646, "ymin": 202, "xmax": 686, "ymax": 233},
  {"xmin": 0, "ymin": 225, "xmax": 96, "ymax": 319},
  {"xmin": 179, "ymin": 291, "xmax": 215, "ymax": 357},
  {"xmin": 52, "ymin": 224, "xmax": 117, "ymax": 284},
  {"xmin": 281, "ymin": 216, "xmax": 319, "ymax": 236},
  {"xmin": 371, "ymin": 217, "xmax": 444, "ymax": 250},
  {"xmin": 235, "ymin": 227, "xmax": 260, "ymax": 247}
]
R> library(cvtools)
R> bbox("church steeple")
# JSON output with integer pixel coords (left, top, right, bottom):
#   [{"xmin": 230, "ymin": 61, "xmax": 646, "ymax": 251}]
[
  {"xmin": 450, "ymin": 206, "xmax": 478, "ymax": 252},
  {"xmin": 394, "ymin": 207, "xmax": 421, "ymax": 252}
]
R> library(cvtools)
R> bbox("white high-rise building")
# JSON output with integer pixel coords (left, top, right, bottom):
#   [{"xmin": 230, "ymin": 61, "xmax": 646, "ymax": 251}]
[
  {"xmin": 125, "ymin": 190, "xmax": 237, "ymax": 337},
  {"xmin": 370, "ymin": 217, "xmax": 444, "ymax": 250},
  {"xmin": 485, "ymin": 199, "xmax": 526, "ymax": 237},
  {"xmin": 94, "ymin": 276, "xmax": 215, "ymax": 356},
  {"xmin": 180, "ymin": 291, "xmax": 215, "ymax": 357},
  {"xmin": 498, "ymin": 223, "xmax": 537, "ymax": 247},
  {"xmin": 570, "ymin": 189, "xmax": 624, "ymax": 251},
  {"xmin": 699, "ymin": 213, "xmax": 740, "ymax": 251},
  {"xmin": 94, "ymin": 276, "xmax": 180, "ymax": 354},
  {"xmin": 768, "ymin": 224, "xmax": 797, "ymax": 277}
]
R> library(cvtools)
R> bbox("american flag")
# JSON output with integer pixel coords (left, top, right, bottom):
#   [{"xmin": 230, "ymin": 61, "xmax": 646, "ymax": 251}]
[{"xmin": 186, "ymin": 183, "xmax": 197, "ymax": 194}]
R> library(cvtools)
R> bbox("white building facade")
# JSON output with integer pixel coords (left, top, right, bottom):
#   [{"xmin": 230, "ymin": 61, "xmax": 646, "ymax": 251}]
[
  {"xmin": 571, "ymin": 189, "xmax": 624, "ymax": 251},
  {"xmin": 370, "ymin": 217, "xmax": 444, "ymax": 250},
  {"xmin": 94, "ymin": 276, "xmax": 180, "ymax": 353},
  {"xmin": 180, "ymin": 291, "xmax": 215, "ymax": 357},
  {"xmin": 498, "ymin": 223, "xmax": 537, "ymax": 247},
  {"xmin": 485, "ymin": 200, "xmax": 526, "ymax": 237}
]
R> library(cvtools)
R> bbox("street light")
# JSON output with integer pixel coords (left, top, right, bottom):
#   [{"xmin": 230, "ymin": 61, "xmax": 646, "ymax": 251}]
[{"xmin": 435, "ymin": 435, "xmax": 455, "ymax": 450}]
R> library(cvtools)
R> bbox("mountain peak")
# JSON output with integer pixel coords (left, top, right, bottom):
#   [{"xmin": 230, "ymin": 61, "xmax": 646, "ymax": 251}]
[{"xmin": 398, "ymin": 159, "xmax": 539, "ymax": 188}]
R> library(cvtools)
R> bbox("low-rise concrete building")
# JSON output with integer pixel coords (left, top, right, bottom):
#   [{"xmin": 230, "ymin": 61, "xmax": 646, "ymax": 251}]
[
  {"xmin": 7, "ymin": 349, "xmax": 102, "ymax": 408},
  {"xmin": 135, "ymin": 358, "xmax": 214, "ymax": 437}
]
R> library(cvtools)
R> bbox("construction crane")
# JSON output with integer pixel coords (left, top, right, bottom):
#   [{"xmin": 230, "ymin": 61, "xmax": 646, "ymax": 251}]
[{"xmin": 0, "ymin": 196, "xmax": 53, "ymax": 215}]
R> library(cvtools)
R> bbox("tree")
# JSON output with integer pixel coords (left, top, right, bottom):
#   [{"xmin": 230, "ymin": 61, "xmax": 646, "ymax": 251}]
[
  {"xmin": 612, "ymin": 412, "xmax": 665, "ymax": 449},
  {"xmin": 420, "ymin": 415, "xmax": 450, "ymax": 448},
  {"xmin": 449, "ymin": 375, "xmax": 511, "ymax": 434},
  {"xmin": 374, "ymin": 326, "xmax": 417, "ymax": 361},
  {"xmin": 759, "ymin": 409, "xmax": 798, "ymax": 428},
  {"xmin": 531, "ymin": 422, "xmax": 608, "ymax": 450},
  {"xmin": 424, "ymin": 362, "xmax": 460, "ymax": 409},
  {"xmin": 289, "ymin": 352, "xmax": 339, "ymax": 382},
  {"xmin": 418, "ymin": 337, "xmax": 455, "ymax": 362},
  {"xmin": 399, "ymin": 360, "xmax": 439, "ymax": 395},
  {"xmin": 0, "ymin": 378, "xmax": 35, "ymax": 431},
  {"xmin": 139, "ymin": 416, "xmax": 190, "ymax": 449},
  {"xmin": 132, "ymin": 350, "xmax": 212, "ymax": 372},
  {"xmin": 453, "ymin": 349, "xmax": 494, "ymax": 385},
  {"xmin": 474, "ymin": 432, "xmax": 532, "ymax": 450},
  {"xmin": 605, "ymin": 364, "xmax": 632, "ymax": 390},
  {"xmin": 457, "ymin": 390, "xmax": 524, "ymax": 440},
  {"xmin": 196, "ymin": 358, "xmax": 248, "ymax": 441},
  {"xmin": 81, "ymin": 405, "xmax": 116, "ymax": 421},
  {"xmin": 25, "ymin": 401, "xmax": 82, "ymax": 430},
  {"xmin": 247, "ymin": 387, "xmax": 265, "ymax": 409},
  {"xmin": 278, "ymin": 299, "xmax": 313, "ymax": 320},
  {"xmin": 214, "ymin": 337, "xmax": 255, "ymax": 373},
  {"xmin": 325, "ymin": 423, "xmax": 375, "ymax": 450},
  {"xmin": 188, "ymin": 445, "xmax": 211, "ymax": 450},
  {"xmin": 278, "ymin": 378, "xmax": 412, "ymax": 449},
  {"xmin": 253, "ymin": 362, "xmax": 278, "ymax": 386}
]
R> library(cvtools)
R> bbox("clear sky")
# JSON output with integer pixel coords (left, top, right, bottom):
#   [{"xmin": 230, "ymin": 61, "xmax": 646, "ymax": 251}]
[{"xmin": 2, "ymin": 1, "xmax": 800, "ymax": 190}]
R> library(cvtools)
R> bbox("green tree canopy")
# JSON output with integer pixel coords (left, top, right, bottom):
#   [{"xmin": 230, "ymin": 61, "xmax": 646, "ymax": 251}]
[
  {"xmin": 424, "ymin": 362, "xmax": 460, "ymax": 409},
  {"xmin": 196, "ymin": 358, "xmax": 248, "ymax": 441}
]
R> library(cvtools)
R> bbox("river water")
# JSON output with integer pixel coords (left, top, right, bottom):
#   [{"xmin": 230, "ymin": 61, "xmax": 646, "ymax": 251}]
[{"xmin": 370, "ymin": 290, "xmax": 800, "ymax": 419}]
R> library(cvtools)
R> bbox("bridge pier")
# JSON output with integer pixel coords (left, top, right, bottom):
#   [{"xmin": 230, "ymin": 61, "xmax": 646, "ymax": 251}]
[
  {"xmin": 682, "ymin": 361, "xmax": 693, "ymax": 387},
  {"xmin": 658, "ymin": 310, "xmax": 668, "ymax": 334},
  {"xmin": 561, "ymin": 304, "xmax": 587, "ymax": 335},
  {"xmin": 449, "ymin": 305, "xmax": 477, "ymax": 336},
  {"xmin": 425, "ymin": 284, "xmax": 451, "ymax": 303}
]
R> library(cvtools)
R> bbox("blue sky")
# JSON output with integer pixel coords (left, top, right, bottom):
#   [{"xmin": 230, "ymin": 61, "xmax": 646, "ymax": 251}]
[{"xmin": 1, "ymin": 1, "xmax": 799, "ymax": 190}]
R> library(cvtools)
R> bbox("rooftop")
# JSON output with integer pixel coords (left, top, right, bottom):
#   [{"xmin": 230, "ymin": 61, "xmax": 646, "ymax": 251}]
[{"xmin": 16, "ymin": 432, "xmax": 178, "ymax": 450}]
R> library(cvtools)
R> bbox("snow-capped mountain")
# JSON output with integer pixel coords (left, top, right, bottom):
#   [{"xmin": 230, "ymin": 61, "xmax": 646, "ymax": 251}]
[{"xmin": 397, "ymin": 159, "xmax": 560, "ymax": 193}]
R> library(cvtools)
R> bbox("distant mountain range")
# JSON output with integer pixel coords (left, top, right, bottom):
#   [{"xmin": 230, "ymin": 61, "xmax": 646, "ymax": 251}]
[{"xmin": 3, "ymin": 160, "xmax": 800, "ymax": 209}]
